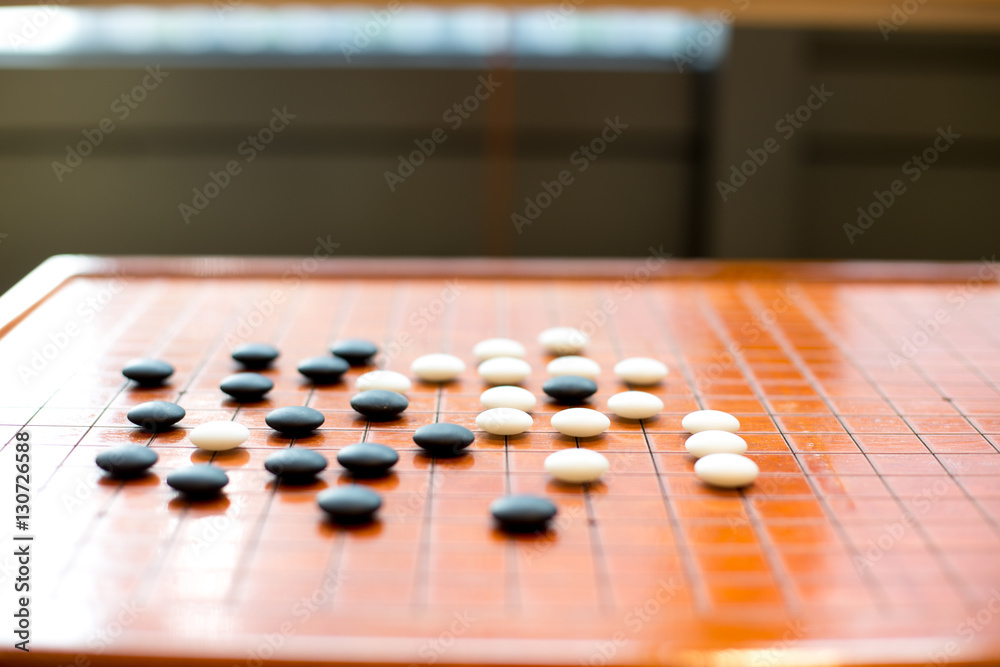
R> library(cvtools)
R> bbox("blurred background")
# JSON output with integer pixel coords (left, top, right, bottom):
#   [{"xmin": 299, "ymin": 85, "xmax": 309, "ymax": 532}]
[{"xmin": 0, "ymin": 0, "xmax": 998, "ymax": 293}]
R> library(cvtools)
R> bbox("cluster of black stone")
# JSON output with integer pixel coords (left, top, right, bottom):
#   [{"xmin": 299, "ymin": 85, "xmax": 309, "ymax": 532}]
[
  {"xmin": 94, "ymin": 444, "xmax": 229, "ymax": 497},
  {"xmin": 112, "ymin": 338, "xmax": 557, "ymax": 531},
  {"xmin": 123, "ymin": 340, "xmax": 379, "ymax": 399}
]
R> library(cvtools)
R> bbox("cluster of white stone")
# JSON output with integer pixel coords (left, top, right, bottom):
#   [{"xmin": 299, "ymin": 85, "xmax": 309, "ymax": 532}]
[
  {"xmin": 682, "ymin": 410, "xmax": 759, "ymax": 488},
  {"xmin": 470, "ymin": 329, "xmax": 671, "ymax": 485}
]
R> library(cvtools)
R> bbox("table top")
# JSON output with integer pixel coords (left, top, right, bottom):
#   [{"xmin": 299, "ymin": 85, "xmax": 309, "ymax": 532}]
[{"xmin": 2, "ymin": 255, "xmax": 1000, "ymax": 667}]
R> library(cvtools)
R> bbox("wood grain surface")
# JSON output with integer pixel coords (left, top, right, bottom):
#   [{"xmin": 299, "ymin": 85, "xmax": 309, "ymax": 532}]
[{"xmin": 1, "ymin": 255, "xmax": 999, "ymax": 667}]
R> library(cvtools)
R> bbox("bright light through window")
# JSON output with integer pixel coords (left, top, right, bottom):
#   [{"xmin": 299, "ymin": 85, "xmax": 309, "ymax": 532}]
[{"xmin": 0, "ymin": 4, "xmax": 729, "ymax": 69}]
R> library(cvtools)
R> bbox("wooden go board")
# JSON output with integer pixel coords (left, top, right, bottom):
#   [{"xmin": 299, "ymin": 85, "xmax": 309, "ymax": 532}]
[{"xmin": 2, "ymin": 255, "xmax": 1000, "ymax": 667}]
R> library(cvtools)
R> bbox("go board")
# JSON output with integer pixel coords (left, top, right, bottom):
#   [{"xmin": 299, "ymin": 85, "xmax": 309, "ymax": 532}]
[{"xmin": 2, "ymin": 255, "xmax": 1000, "ymax": 667}]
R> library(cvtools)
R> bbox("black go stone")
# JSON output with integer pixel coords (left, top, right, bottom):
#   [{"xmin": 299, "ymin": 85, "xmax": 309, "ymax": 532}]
[
  {"xmin": 95, "ymin": 445, "xmax": 158, "ymax": 479},
  {"xmin": 127, "ymin": 401, "xmax": 185, "ymax": 432},
  {"xmin": 231, "ymin": 342, "xmax": 280, "ymax": 370},
  {"xmin": 543, "ymin": 375, "xmax": 598, "ymax": 405},
  {"xmin": 412, "ymin": 423, "xmax": 475, "ymax": 458},
  {"xmin": 265, "ymin": 406, "xmax": 325, "ymax": 435},
  {"xmin": 317, "ymin": 486, "xmax": 382, "ymax": 523},
  {"xmin": 220, "ymin": 372, "xmax": 274, "ymax": 402},
  {"xmin": 166, "ymin": 464, "xmax": 229, "ymax": 498},
  {"xmin": 329, "ymin": 339, "xmax": 378, "ymax": 366},
  {"xmin": 350, "ymin": 390, "xmax": 408, "ymax": 421},
  {"xmin": 122, "ymin": 358, "xmax": 174, "ymax": 387},
  {"xmin": 265, "ymin": 447, "xmax": 328, "ymax": 483},
  {"xmin": 337, "ymin": 442, "xmax": 399, "ymax": 478},
  {"xmin": 491, "ymin": 494, "xmax": 558, "ymax": 533},
  {"xmin": 297, "ymin": 356, "xmax": 349, "ymax": 384}
]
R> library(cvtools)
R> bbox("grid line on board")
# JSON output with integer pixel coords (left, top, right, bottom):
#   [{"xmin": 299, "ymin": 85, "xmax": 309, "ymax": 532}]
[
  {"xmin": 409, "ymin": 279, "xmax": 450, "ymax": 611},
  {"xmin": 498, "ymin": 281, "xmax": 521, "ymax": 612},
  {"xmin": 600, "ymin": 284, "xmax": 689, "ymax": 612},
  {"xmin": 558, "ymin": 283, "xmax": 613, "ymax": 613},
  {"xmin": 225, "ymin": 281, "xmax": 334, "ymax": 604},
  {"xmin": 7, "ymin": 268, "xmax": 1000, "ymax": 665},
  {"xmin": 640, "ymin": 285, "xmax": 712, "ymax": 614},
  {"xmin": 129, "ymin": 282, "xmax": 283, "ymax": 607},
  {"xmin": 40, "ymin": 280, "xmax": 202, "ymax": 598},
  {"xmin": 788, "ymin": 285, "xmax": 995, "ymax": 607},
  {"xmin": 693, "ymin": 284, "xmax": 804, "ymax": 614},
  {"xmin": 744, "ymin": 281, "xmax": 979, "ymax": 610},
  {"xmin": 26, "ymin": 279, "xmax": 166, "ymax": 475}
]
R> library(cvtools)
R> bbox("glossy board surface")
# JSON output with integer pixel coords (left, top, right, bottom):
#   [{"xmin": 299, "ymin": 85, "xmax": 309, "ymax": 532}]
[{"xmin": 1, "ymin": 256, "xmax": 999, "ymax": 666}]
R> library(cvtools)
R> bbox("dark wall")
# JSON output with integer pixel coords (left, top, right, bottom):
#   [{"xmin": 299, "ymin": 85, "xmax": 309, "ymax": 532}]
[
  {"xmin": 0, "ymin": 67, "xmax": 693, "ymax": 291},
  {"xmin": 708, "ymin": 29, "xmax": 1000, "ymax": 260},
  {"xmin": 1, "ymin": 27, "xmax": 998, "ymax": 294}
]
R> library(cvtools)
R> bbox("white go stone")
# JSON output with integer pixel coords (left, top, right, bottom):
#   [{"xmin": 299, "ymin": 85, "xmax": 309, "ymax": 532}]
[
  {"xmin": 551, "ymin": 408, "xmax": 611, "ymax": 438},
  {"xmin": 694, "ymin": 452, "xmax": 759, "ymax": 488},
  {"xmin": 190, "ymin": 420, "xmax": 250, "ymax": 452},
  {"xmin": 538, "ymin": 327, "xmax": 588, "ymax": 355},
  {"xmin": 410, "ymin": 353, "xmax": 466, "ymax": 382},
  {"xmin": 606, "ymin": 391, "xmax": 663, "ymax": 419},
  {"xmin": 546, "ymin": 355, "xmax": 601, "ymax": 379},
  {"xmin": 544, "ymin": 448, "xmax": 609, "ymax": 484},
  {"xmin": 473, "ymin": 338, "xmax": 526, "ymax": 361},
  {"xmin": 614, "ymin": 357, "xmax": 668, "ymax": 385},
  {"xmin": 477, "ymin": 357, "xmax": 531, "ymax": 385},
  {"xmin": 682, "ymin": 409, "xmax": 740, "ymax": 434},
  {"xmin": 356, "ymin": 370, "xmax": 412, "ymax": 393},
  {"xmin": 480, "ymin": 385, "xmax": 537, "ymax": 412},
  {"xmin": 476, "ymin": 407, "xmax": 533, "ymax": 435},
  {"xmin": 685, "ymin": 430, "xmax": 748, "ymax": 459}
]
